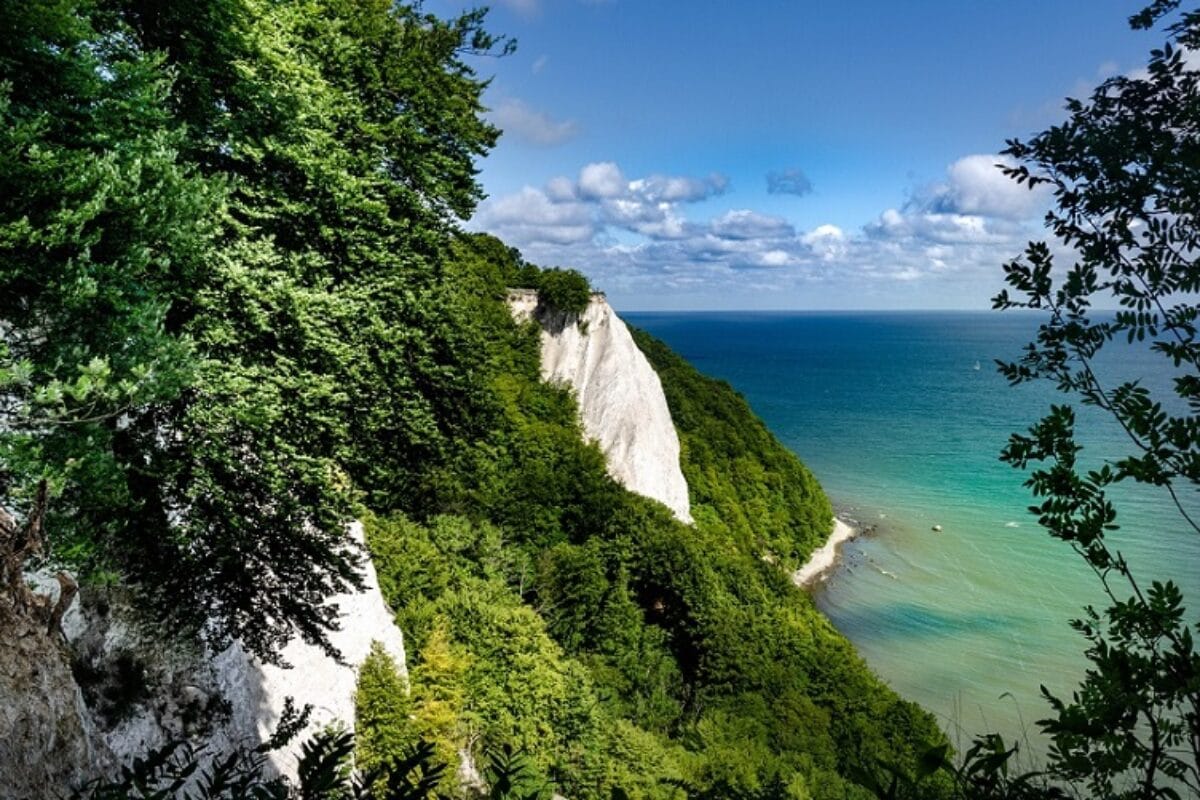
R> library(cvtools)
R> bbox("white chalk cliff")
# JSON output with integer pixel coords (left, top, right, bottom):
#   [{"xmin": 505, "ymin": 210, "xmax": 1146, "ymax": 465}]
[
  {"xmin": 7, "ymin": 521, "xmax": 405, "ymax": 795},
  {"xmin": 509, "ymin": 289, "xmax": 693, "ymax": 524},
  {"xmin": 208, "ymin": 520, "xmax": 407, "ymax": 779}
]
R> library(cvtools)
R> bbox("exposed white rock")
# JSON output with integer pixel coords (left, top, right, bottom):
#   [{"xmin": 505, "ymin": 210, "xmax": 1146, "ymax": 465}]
[
  {"xmin": 509, "ymin": 289, "xmax": 692, "ymax": 524},
  {"xmin": 204, "ymin": 521, "xmax": 409, "ymax": 779},
  {"xmin": 31, "ymin": 520, "xmax": 407, "ymax": 785}
]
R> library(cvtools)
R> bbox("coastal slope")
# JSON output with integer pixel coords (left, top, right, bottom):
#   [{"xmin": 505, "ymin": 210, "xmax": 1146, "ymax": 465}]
[{"xmin": 631, "ymin": 326, "xmax": 834, "ymax": 566}]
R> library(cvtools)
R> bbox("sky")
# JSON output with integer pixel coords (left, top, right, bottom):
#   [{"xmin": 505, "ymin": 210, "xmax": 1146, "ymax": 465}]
[{"xmin": 431, "ymin": 0, "xmax": 1170, "ymax": 310}]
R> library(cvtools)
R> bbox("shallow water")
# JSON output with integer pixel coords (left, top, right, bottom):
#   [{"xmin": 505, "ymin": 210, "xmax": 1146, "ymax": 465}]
[{"xmin": 626, "ymin": 310, "xmax": 1200, "ymax": 754}]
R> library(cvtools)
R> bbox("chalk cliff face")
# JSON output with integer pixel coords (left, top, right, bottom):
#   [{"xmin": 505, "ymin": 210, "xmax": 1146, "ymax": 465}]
[
  {"xmin": 509, "ymin": 290, "xmax": 692, "ymax": 524},
  {"xmin": 0, "ymin": 611, "xmax": 112, "ymax": 800},
  {"xmin": 9, "ymin": 521, "xmax": 406, "ymax": 792},
  {"xmin": 207, "ymin": 521, "xmax": 408, "ymax": 779}
]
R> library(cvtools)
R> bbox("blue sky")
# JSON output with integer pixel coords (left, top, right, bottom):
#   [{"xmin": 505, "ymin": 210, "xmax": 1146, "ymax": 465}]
[{"xmin": 433, "ymin": 1, "xmax": 1167, "ymax": 310}]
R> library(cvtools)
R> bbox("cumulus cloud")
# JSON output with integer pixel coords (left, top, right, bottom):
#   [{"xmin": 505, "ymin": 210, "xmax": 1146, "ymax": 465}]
[
  {"xmin": 473, "ymin": 162, "xmax": 726, "ymax": 246},
  {"xmin": 629, "ymin": 173, "xmax": 729, "ymax": 203},
  {"xmin": 545, "ymin": 175, "xmax": 577, "ymax": 201},
  {"xmin": 604, "ymin": 196, "xmax": 692, "ymax": 240},
  {"xmin": 766, "ymin": 168, "xmax": 814, "ymax": 196},
  {"xmin": 490, "ymin": 99, "xmax": 580, "ymax": 146},
  {"xmin": 917, "ymin": 154, "xmax": 1048, "ymax": 221},
  {"xmin": 802, "ymin": 224, "xmax": 847, "ymax": 260},
  {"xmin": 578, "ymin": 162, "xmax": 627, "ymax": 199},
  {"xmin": 470, "ymin": 153, "xmax": 1047, "ymax": 307},
  {"xmin": 856, "ymin": 154, "xmax": 1046, "ymax": 265},
  {"xmin": 866, "ymin": 208, "xmax": 1016, "ymax": 245},
  {"xmin": 474, "ymin": 186, "xmax": 595, "ymax": 245},
  {"xmin": 710, "ymin": 210, "xmax": 794, "ymax": 240}
]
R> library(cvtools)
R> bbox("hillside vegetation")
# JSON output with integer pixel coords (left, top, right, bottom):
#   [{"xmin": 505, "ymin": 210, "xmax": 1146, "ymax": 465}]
[
  {"xmin": 349, "ymin": 235, "xmax": 950, "ymax": 798},
  {"xmin": 1, "ymin": 1, "xmax": 947, "ymax": 797}
]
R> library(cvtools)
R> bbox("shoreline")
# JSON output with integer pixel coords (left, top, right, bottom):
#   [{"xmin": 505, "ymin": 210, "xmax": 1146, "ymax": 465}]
[{"xmin": 793, "ymin": 517, "xmax": 858, "ymax": 588}]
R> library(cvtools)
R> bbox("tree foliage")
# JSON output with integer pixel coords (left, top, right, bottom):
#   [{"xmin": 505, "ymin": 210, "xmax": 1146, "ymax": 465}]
[
  {"xmin": 535, "ymin": 268, "xmax": 593, "ymax": 318},
  {"xmin": 356, "ymin": 246, "xmax": 950, "ymax": 798},
  {"xmin": 994, "ymin": 2, "xmax": 1200, "ymax": 796},
  {"xmin": 0, "ymin": 0, "xmax": 507, "ymax": 660}
]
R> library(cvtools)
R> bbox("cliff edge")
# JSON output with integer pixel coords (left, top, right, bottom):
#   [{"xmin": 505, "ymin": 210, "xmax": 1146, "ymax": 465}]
[{"xmin": 509, "ymin": 289, "xmax": 692, "ymax": 524}]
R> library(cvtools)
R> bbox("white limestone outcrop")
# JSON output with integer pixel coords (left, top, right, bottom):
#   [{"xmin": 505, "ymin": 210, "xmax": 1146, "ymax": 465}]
[
  {"xmin": 209, "ymin": 521, "xmax": 408, "ymax": 779},
  {"xmin": 509, "ymin": 289, "xmax": 693, "ymax": 524},
  {"xmin": 25, "ymin": 520, "xmax": 406, "ymax": 787}
]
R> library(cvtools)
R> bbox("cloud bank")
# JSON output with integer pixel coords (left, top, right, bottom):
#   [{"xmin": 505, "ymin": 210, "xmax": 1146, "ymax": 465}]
[{"xmin": 470, "ymin": 155, "xmax": 1052, "ymax": 307}]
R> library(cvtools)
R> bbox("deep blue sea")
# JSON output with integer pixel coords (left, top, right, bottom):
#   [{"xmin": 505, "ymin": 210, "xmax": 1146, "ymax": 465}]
[{"xmin": 625, "ymin": 310, "xmax": 1200, "ymax": 754}]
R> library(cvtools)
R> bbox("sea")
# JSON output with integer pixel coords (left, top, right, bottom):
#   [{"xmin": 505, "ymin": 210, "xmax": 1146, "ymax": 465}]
[{"xmin": 625, "ymin": 310, "xmax": 1200, "ymax": 758}]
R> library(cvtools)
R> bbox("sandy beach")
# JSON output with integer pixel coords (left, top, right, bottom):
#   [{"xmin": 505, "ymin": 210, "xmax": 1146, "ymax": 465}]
[{"xmin": 793, "ymin": 517, "xmax": 857, "ymax": 588}]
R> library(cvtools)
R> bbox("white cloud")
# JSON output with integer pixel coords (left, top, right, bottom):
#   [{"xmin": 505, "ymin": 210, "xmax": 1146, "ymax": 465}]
[
  {"xmin": 802, "ymin": 224, "xmax": 847, "ymax": 260},
  {"xmin": 629, "ymin": 173, "xmax": 729, "ymax": 203},
  {"xmin": 472, "ymin": 162, "xmax": 727, "ymax": 247},
  {"xmin": 759, "ymin": 249, "xmax": 792, "ymax": 267},
  {"xmin": 933, "ymin": 154, "xmax": 1045, "ymax": 220},
  {"xmin": 710, "ymin": 210, "xmax": 793, "ymax": 241},
  {"xmin": 578, "ymin": 162, "xmax": 627, "ymax": 199},
  {"xmin": 867, "ymin": 208, "xmax": 1015, "ymax": 245},
  {"xmin": 490, "ymin": 99, "xmax": 580, "ymax": 146},
  {"xmin": 804, "ymin": 223, "xmax": 844, "ymax": 241},
  {"xmin": 531, "ymin": 55, "xmax": 549, "ymax": 75},
  {"xmin": 545, "ymin": 176, "xmax": 576, "ymax": 201},
  {"xmin": 881, "ymin": 154, "xmax": 1048, "ymax": 226},
  {"xmin": 856, "ymin": 154, "xmax": 1044, "ymax": 262},
  {"xmin": 473, "ymin": 187, "xmax": 595, "ymax": 244},
  {"xmin": 470, "ymin": 153, "xmax": 1047, "ymax": 307},
  {"xmin": 602, "ymin": 197, "xmax": 692, "ymax": 239}
]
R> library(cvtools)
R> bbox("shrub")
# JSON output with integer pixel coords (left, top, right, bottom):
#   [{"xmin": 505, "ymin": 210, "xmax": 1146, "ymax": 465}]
[{"xmin": 536, "ymin": 269, "xmax": 592, "ymax": 317}]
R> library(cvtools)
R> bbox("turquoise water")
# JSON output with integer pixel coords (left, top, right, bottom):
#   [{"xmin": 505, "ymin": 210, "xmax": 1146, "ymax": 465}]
[{"xmin": 626, "ymin": 310, "xmax": 1200, "ymax": 754}]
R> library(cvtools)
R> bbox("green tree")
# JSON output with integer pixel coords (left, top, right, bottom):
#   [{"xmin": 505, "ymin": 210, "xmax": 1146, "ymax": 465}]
[
  {"xmin": 535, "ymin": 268, "xmax": 592, "ymax": 317},
  {"xmin": 994, "ymin": 3, "xmax": 1200, "ymax": 795},
  {"xmin": 356, "ymin": 643, "xmax": 415, "ymax": 777},
  {"xmin": 1, "ymin": 0, "xmax": 512, "ymax": 660},
  {"xmin": 0, "ymin": 1, "xmax": 217, "ymax": 596},
  {"xmin": 410, "ymin": 621, "xmax": 472, "ymax": 773}
]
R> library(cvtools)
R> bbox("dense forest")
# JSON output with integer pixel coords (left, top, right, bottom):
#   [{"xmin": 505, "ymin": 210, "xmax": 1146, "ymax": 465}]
[{"xmin": 0, "ymin": 1, "xmax": 949, "ymax": 797}]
